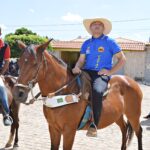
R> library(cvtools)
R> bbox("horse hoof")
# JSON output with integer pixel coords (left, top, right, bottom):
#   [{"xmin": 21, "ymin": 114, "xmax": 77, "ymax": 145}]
[
  {"xmin": 14, "ymin": 143, "xmax": 19, "ymax": 147},
  {"xmin": 5, "ymin": 143, "xmax": 12, "ymax": 148}
]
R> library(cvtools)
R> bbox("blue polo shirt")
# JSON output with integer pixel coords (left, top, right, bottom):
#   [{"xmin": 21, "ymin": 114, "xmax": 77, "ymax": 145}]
[{"xmin": 80, "ymin": 34, "xmax": 121, "ymax": 71}]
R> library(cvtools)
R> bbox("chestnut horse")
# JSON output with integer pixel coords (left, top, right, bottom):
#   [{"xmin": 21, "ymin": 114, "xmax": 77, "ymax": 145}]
[
  {"xmin": 0, "ymin": 75, "xmax": 20, "ymax": 148},
  {"xmin": 13, "ymin": 40, "xmax": 143, "ymax": 150}
]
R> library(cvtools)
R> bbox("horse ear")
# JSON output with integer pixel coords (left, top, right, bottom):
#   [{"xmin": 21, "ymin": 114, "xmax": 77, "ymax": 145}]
[
  {"xmin": 36, "ymin": 38, "xmax": 53, "ymax": 53},
  {"xmin": 17, "ymin": 40, "xmax": 27, "ymax": 50}
]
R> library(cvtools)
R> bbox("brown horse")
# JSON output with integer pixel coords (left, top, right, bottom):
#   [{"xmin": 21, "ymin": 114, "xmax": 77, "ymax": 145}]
[
  {"xmin": 13, "ymin": 40, "xmax": 143, "ymax": 150},
  {"xmin": 0, "ymin": 76, "xmax": 20, "ymax": 148}
]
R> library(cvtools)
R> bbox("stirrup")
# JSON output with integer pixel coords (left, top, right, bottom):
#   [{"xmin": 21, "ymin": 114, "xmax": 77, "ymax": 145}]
[
  {"xmin": 86, "ymin": 122, "xmax": 98, "ymax": 137},
  {"xmin": 89, "ymin": 122, "xmax": 97, "ymax": 129}
]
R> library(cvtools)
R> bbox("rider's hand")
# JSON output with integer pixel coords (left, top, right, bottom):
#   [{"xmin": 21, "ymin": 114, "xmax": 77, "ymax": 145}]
[
  {"xmin": 72, "ymin": 66, "xmax": 81, "ymax": 74},
  {"xmin": 98, "ymin": 69, "xmax": 112, "ymax": 76}
]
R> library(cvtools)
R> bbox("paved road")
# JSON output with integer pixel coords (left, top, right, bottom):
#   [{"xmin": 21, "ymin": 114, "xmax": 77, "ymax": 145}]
[{"xmin": 0, "ymin": 84, "xmax": 150, "ymax": 150}]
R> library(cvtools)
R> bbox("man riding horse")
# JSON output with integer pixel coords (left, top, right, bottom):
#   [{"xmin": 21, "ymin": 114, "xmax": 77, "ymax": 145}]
[
  {"xmin": 72, "ymin": 18, "xmax": 126, "ymax": 137},
  {"xmin": 13, "ymin": 21, "xmax": 143, "ymax": 149},
  {"xmin": 0, "ymin": 27, "xmax": 13, "ymax": 126}
]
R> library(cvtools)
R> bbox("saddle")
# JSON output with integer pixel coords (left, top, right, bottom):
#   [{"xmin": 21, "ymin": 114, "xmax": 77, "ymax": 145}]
[
  {"xmin": 77, "ymin": 71, "xmax": 110, "ymax": 130},
  {"xmin": 79, "ymin": 71, "xmax": 110, "ymax": 101},
  {"xmin": 42, "ymin": 72, "xmax": 109, "ymax": 130}
]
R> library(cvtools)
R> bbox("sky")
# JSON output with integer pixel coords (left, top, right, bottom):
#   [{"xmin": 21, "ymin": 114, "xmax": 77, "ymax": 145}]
[{"xmin": 0, "ymin": 0, "xmax": 150, "ymax": 42}]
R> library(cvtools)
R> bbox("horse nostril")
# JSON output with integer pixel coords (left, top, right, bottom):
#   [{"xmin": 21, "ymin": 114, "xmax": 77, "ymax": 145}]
[{"xmin": 19, "ymin": 91, "xmax": 24, "ymax": 97}]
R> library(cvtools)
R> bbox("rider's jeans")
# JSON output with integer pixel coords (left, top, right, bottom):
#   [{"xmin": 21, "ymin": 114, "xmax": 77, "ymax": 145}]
[
  {"xmin": 83, "ymin": 70, "xmax": 109, "ymax": 126},
  {"xmin": 0, "ymin": 81, "xmax": 10, "ymax": 115}
]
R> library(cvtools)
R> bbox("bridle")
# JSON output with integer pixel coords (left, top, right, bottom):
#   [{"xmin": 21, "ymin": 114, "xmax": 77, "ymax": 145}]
[
  {"xmin": 15, "ymin": 46, "xmax": 81, "ymax": 105},
  {"xmin": 15, "ymin": 46, "xmax": 47, "ymax": 103}
]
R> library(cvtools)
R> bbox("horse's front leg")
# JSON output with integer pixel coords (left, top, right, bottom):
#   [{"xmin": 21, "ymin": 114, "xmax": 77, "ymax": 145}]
[
  {"xmin": 5, "ymin": 109, "xmax": 16, "ymax": 148},
  {"xmin": 5, "ymin": 102, "xmax": 20, "ymax": 148},
  {"xmin": 63, "ymin": 127, "xmax": 76, "ymax": 150},
  {"xmin": 49, "ymin": 126, "xmax": 61, "ymax": 150},
  {"xmin": 13, "ymin": 103, "xmax": 20, "ymax": 147},
  {"xmin": 13, "ymin": 121, "xmax": 19, "ymax": 147}
]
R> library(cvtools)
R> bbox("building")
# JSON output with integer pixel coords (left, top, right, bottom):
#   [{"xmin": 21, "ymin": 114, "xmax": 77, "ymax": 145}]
[{"xmin": 144, "ymin": 43, "xmax": 150, "ymax": 84}]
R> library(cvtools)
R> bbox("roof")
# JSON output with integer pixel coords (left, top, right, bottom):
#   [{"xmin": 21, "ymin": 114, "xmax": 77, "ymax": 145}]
[
  {"xmin": 116, "ymin": 37, "xmax": 145, "ymax": 51},
  {"xmin": 51, "ymin": 37, "xmax": 146, "ymax": 51},
  {"xmin": 51, "ymin": 41, "xmax": 82, "ymax": 49},
  {"xmin": 115, "ymin": 37, "xmax": 144, "ymax": 43}
]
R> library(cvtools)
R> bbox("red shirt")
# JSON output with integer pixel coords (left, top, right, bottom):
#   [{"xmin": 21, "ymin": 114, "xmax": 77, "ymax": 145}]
[{"xmin": 0, "ymin": 39, "xmax": 10, "ymax": 60}]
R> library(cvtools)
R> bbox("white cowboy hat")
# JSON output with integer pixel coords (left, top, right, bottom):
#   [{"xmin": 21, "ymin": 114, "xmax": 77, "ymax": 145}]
[{"xmin": 83, "ymin": 18, "xmax": 112, "ymax": 35}]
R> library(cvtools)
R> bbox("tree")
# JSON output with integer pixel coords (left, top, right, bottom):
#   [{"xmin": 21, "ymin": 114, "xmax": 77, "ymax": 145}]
[
  {"xmin": 5, "ymin": 28, "xmax": 52, "ymax": 58},
  {"xmin": 14, "ymin": 27, "xmax": 36, "ymax": 35}
]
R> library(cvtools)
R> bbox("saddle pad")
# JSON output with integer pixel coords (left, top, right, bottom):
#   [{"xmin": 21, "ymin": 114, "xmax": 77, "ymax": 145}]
[
  {"xmin": 78, "ymin": 105, "xmax": 92, "ymax": 130},
  {"xmin": 43, "ymin": 94, "xmax": 79, "ymax": 108}
]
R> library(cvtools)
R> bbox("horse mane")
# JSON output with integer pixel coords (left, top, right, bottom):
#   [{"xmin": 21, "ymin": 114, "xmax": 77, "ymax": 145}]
[
  {"xmin": 48, "ymin": 51, "xmax": 67, "ymax": 68},
  {"xmin": 27, "ymin": 45, "xmax": 71, "ymax": 70}
]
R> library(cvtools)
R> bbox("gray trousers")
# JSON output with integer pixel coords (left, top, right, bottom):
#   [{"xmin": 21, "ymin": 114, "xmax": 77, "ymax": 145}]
[{"xmin": 84, "ymin": 70, "xmax": 110, "ymax": 126}]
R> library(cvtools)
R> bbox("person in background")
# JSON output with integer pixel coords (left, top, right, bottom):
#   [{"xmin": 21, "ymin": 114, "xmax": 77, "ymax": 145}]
[{"xmin": 0, "ymin": 27, "xmax": 13, "ymax": 126}]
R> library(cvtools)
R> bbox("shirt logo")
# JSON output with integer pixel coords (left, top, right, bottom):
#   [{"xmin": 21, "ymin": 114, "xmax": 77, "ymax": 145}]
[
  {"xmin": 95, "ymin": 55, "xmax": 101, "ymax": 69},
  {"xmin": 86, "ymin": 46, "xmax": 90, "ymax": 54},
  {"xmin": 98, "ymin": 46, "xmax": 104, "ymax": 52}
]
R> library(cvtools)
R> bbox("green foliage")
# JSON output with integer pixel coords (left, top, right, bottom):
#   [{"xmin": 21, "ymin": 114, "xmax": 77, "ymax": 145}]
[
  {"xmin": 14, "ymin": 27, "xmax": 36, "ymax": 35},
  {"xmin": 4, "ymin": 28, "xmax": 52, "ymax": 58}
]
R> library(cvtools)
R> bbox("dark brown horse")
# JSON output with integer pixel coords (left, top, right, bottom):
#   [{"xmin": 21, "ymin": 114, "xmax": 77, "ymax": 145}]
[
  {"xmin": 13, "ymin": 40, "xmax": 143, "ymax": 150},
  {"xmin": 0, "ymin": 76, "xmax": 20, "ymax": 148}
]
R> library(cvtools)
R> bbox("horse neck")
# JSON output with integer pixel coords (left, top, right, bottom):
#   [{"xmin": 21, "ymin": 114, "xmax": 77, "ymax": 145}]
[{"xmin": 37, "ymin": 52, "xmax": 77, "ymax": 96}]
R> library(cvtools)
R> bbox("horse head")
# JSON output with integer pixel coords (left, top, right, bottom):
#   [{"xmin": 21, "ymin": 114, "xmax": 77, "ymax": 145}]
[{"xmin": 13, "ymin": 39, "xmax": 53, "ymax": 103}]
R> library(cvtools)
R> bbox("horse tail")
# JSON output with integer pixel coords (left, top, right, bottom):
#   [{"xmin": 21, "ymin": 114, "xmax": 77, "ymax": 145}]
[{"xmin": 126, "ymin": 120, "xmax": 134, "ymax": 146}]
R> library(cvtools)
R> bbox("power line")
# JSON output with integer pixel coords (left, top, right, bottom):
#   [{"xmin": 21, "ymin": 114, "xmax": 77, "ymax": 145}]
[
  {"xmin": 5, "ymin": 23, "xmax": 81, "ymax": 27},
  {"xmin": 4, "ymin": 28, "xmax": 150, "ymax": 32},
  {"xmin": 113, "ymin": 18, "xmax": 150, "ymax": 22},
  {"xmin": 3, "ymin": 18, "xmax": 150, "ymax": 28}
]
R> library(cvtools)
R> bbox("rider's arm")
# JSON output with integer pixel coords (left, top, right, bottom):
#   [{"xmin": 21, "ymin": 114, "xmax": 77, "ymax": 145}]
[
  {"xmin": 75, "ymin": 40, "xmax": 89, "ymax": 69},
  {"xmin": 1, "ymin": 60, "xmax": 10, "ymax": 75},
  {"xmin": 72, "ymin": 40, "xmax": 87, "ymax": 74},
  {"xmin": 0, "ymin": 45, "xmax": 10, "ymax": 75},
  {"xmin": 109, "ymin": 39, "xmax": 126, "ymax": 75},
  {"xmin": 72, "ymin": 54, "xmax": 86, "ymax": 74},
  {"xmin": 98, "ymin": 39, "xmax": 126, "ymax": 76},
  {"xmin": 75, "ymin": 54, "xmax": 86, "ymax": 69},
  {"xmin": 110, "ymin": 51, "xmax": 126, "ymax": 75}
]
